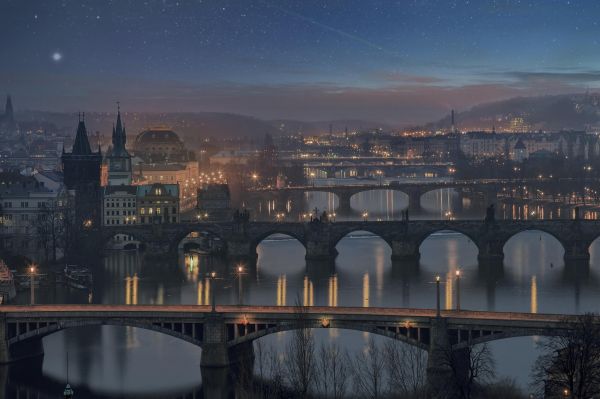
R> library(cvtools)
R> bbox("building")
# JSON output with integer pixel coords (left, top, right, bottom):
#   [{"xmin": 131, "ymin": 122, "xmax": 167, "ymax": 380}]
[
  {"xmin": 102, "ymin": 185, "xmax": 137, "ymax": 226},
  {"xmin": 209, "ymin": 150, "xmax": 254, "ymax": 166},
  {"xmin": 133, "ymin": 127, "xmax": 189, "ymax": 162},
  {"xmin": 0, "ymin": 171, "xmax": 68, "ymax": 262},
  {"xmin": 106, "ymin": 105, "xmax": 132, "ymax": 185},
  {"xmin": 132, "ymin": 127, "xmax": 199, "ymax": 211},
  {"xmin": 61, "ymin": 115, "xmax": 103, "ymax": 228},
  {"xmin": 513, "ymin": 138, "xmax": 528, "ymax": 162},
  {"xmin": 137, "ymin": 183, "xmax": 179, "ymax": 224},
  {"xmin": 196, "ymin": 184, "xmax": 231, "ymax": 221}
]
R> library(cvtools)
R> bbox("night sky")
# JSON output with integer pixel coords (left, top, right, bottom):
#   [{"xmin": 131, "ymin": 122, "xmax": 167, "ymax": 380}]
[{"xmin": 2, "ymin": 0, "xmax": 600, "ymax": 124}]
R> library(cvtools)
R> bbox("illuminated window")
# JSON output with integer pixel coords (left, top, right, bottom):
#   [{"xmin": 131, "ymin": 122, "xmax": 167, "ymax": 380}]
[{"xmin": 140, "ymin": 208, "xmax": 145, "ymax": 215}]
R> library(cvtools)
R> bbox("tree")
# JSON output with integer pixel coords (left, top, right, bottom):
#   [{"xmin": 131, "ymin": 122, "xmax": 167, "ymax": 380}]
[
  {"xmin": 316, "ymin": 343, "xmax": 350, "ymax": 399},
  {"xmin": 443, "ymin": 344, "xmax": 495, "ymax": 399},
  {"xmin": 285, "ymin": 299, "xmax": 316, "ymax": 396},
  {"xmin": 384, "ymin": 340, "xmax": 427, "ymax": 398},
  {"xmin": 531, "ymin": 313, "xmax": 600, "ymax": 399},
  {"xmin": 352, "ymin": 337, "xmax": 387, "ymax": 399},
  {"xmin": 34, "ymin": 199, "xmax": 68, "ymax": 262}
]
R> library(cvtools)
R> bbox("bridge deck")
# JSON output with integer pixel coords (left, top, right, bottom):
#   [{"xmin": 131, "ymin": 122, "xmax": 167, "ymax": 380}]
[{"xmin": 0, "ymin": 305, "xmax": 575, "ymax": 324}]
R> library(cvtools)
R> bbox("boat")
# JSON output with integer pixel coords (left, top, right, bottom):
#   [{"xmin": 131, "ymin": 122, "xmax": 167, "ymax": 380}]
[
  {"xmin": 0, "ymin": 260, "xmax": 16, "ymax": 303},
  {"xmin": 64, "ymin": 265, "xmax": 93, "ymax": 290}
]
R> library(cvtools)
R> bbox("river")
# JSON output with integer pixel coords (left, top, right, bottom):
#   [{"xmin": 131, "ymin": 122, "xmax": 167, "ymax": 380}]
[{"xmin": 5, "ymin": 180, "xmax": 600, "ymax": 397}]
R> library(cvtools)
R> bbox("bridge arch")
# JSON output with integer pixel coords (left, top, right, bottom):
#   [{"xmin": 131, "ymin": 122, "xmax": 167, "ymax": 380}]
[
  {"xmin": 253, "ymin": 231, "xmax": 307, "ymax": 262},
  {"xmin": 332, "ymin": 228, "xmax": 393, "ymax": 254},
  {"xmin": 7, "ymin": 319, "xmax": 204, "ymax": 349},
  {"xmin": 102, "ymin": 230, "xmax": 146, "ymax": 251},
  {"xmin": 171, "ymin": 225, "xmax": 226, "ymax": 254},
  {"xmin": 502, "ymin": 229, "xmax": 566, "ymax": 264},
  {"xmin": 227, "ymin": 321, "xmax": 428, "ymax": 351},
  {"xmin": 416, "ymin": 229, "xmax": 481, "ymax": 256},
  {"xmin": 348, "ymin": 189, "xmax": 409, "ymax": 213},
  {"xmin": 587, "ymin": 235, "xmax": 600, "ymax": 264}
]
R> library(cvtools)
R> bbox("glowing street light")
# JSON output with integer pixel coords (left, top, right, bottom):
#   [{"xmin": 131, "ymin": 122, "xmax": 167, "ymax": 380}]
[
  {"xmin": 209, "ymin": 271, "xmax": 217, "ymax": 312},
  {"xmin": 236, "ymin": 264, "xmax": 245, "ymax": 305},
  {"xmin": 435, "ymin": 275, "xmax": 441, "ymax": 317},
  {"xmin": 362, "ymin": 211, "xmax": 369, "ymax": 222},
  {"xmin": 455, "ymin": 270, "xmax": 461, "ymax": 311},
  {"xmin": 29, "ymin": 264, "xmax": 36, "ymax": 305}
]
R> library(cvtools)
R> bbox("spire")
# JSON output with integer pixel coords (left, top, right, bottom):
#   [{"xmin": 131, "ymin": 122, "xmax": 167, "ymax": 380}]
[
  {"xmin": 71, "ymin": 114, "xmax": 92, "ymax": 155},
  {"xmin": 111, "ymin": 102, "xmax": 129, "ymax": 156},
  {"xmin": 4, "ymin": 95, "xmax": 13, "ymax": 122}
]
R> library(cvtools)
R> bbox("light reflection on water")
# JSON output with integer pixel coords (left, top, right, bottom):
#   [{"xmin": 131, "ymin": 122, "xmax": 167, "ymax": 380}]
[{"xmin": 8, "ymin": 209, "xmax": 600, "ymax": 396}]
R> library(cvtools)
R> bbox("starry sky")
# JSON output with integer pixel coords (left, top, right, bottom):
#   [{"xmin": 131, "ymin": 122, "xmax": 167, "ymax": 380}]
[{"xmin": 2, "ymin": 0, "xmax": 600, "ymax": 125}]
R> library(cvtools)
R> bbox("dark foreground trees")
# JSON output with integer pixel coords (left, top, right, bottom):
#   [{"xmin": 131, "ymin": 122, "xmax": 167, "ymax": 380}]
[{"xmin": 531, "ymin": 313, "xmax": 600, "ymax": 399}]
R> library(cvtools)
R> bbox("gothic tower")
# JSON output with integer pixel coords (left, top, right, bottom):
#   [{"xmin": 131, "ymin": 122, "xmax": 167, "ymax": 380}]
[
  {"xmin": 4, "ymin": 95, "xmax": 14, "ymax": 124},
  {"xmin": 107, "ymin": 103, "xmax": 132, "ymax": 185},
  {"xmin": 62, "ymin": 114, "xmax": 103, "ymax": 229}
]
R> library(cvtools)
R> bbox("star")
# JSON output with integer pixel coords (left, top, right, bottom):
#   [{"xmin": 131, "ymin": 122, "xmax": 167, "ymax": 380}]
[{"xmin": 52, "ymin": 52, "xmax": 63, "ymax": 62}]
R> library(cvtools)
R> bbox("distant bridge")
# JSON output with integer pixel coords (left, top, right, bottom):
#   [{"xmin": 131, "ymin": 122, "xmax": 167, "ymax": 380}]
[
  {"xmin": 248, "ymin": 178, "xmax": 588, "ymax": 213},
  {"xmin": 101, "ymin": 219, "xmax": 600, "ymax": 265},
  {"xmin": 0, "ymin": 304, "xmax": 587, "ymax": 390}
]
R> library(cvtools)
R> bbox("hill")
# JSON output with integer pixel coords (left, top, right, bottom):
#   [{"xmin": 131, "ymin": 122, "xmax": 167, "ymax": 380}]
[{"xmin": 422, "ymin": 93, "xmax": 600, "ymax": 132}]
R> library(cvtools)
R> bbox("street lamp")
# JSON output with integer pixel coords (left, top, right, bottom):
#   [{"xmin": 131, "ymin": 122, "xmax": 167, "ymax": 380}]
[
  {"xmin": 435, "ymin": 275, "xmax": 441, "ymax": 317},
  {"xmin": 362, "ymin": 211, "xmax": 368, "ymax": 222},
  {"xmin": 29, "ymin": 264, "xmax": 36, "ymax": 305},
  {"xmin": 455, "ymin": 270, "xmax": 461, "ymax": 311},
  {"xmin": 209, "ymin": 271, "xmax": 217, "ymax": 312},
  {"xmin": 236, "ymin": 265, "xmax": 245, "ymax": 305}
]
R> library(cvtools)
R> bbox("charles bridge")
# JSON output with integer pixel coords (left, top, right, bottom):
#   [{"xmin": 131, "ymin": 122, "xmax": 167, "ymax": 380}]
[
  {"xmin": 101, "ymin": 217, "xmax": 600, "ymax": 266},
  {"xmin": 0, "ymin": 304, "xmax": 591, "ymax": 394}
]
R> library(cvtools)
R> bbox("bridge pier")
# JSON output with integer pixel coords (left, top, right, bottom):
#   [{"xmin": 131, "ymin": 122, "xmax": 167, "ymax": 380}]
[
  {"xmin": 336, "ymin": 193, "xmax": 353, "ymax": 215},
  {"xmin": 477, "ymin": 238, "xmax": 504, "ymax": 265},
  {"xmin": 226, "ymin": 239, "xmax": 256, "ymax": 260},
  {"xmin": 426, "ymin": 317, "xmax": 470, "ymax": 398},
  {"xmin": 391, "ymin": 240, "xmax": 420, "ymax": 262},
  {"xmin": 201, "ymin": 314, "xmax": 230, "ymax": 368},
  {"xmin": 305, "ymin": 239, "xmax": 338, "ymax": 261},
  {"xmin": 563, "ymin": 240, "xmax": 590, "ymax": 264},
  {"xmin": 426, "ymin": 317, "xmax": 453, "ymax": 396},
  {"xmin": 406, "ymin": 189, "xmax": 422, "ymax": 214}
]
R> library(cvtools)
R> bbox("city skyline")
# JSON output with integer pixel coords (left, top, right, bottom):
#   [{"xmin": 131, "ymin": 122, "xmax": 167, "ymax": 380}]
[{"xmin": 3, "ymin": 0, "xmax": 600, "ymax": 124}]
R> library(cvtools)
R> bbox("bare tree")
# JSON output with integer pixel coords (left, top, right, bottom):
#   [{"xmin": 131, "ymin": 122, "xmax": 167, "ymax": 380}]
[
  {"xmin": 352, "ymin": 337, "xmax": 387, "ymax": 399},
  {"xmin": 531, "ymin": 313, "xmax": 600, "ymax": 399},
  {"xmin": 252, "ymin": 340, "xmax": 286, "ymax": 399},
  {"xmin": 285, "ymin": 298, "xmax": 316, "ymax": 397},
  {"xmin": 316, "ymin": 342, "xmax": 350, "ymax": 399},
  {"xmin": 443, "ymin": 344, "xmax": 495, "ymax": 399},
  {"xmin": 384, "ymin": 341, "xmax": 427, "ymax": 398}
]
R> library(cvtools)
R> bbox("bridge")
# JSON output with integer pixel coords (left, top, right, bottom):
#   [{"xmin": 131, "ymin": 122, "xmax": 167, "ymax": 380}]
[
  {"xmin": 248, "ymin": 178, "xmax": 586, "ymax": 213},
  {"xmin": 0, "ymin": 304, "xmax": 584, "ymax": 391},
  {"xmin": 101, "ymin": 218, "xmax": 600, "ymax": 266}
]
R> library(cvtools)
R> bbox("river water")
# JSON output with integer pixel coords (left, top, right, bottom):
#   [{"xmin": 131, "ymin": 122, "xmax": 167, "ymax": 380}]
[{"xmin": 6, "ymin": 180, "xmax": 600, "ymax": 397}]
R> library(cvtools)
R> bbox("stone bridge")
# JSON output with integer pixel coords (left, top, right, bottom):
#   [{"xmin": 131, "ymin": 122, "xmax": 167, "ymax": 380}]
[
  {"xmin": 101, "ymin": 219, "xmax": 600, "ymax": 265},
  {"xmin": 249, "ymin": 178, "xmax": 587, "ymax": 213},
  {"xmin": 0, "ymin": 304, "xmax": 588, "ymax": 393}
]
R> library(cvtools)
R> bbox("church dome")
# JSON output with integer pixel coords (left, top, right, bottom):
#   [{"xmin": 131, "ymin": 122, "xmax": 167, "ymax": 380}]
[{"xmin": 134, "ymin": 127, "xmax": 184, "ymax": 159}]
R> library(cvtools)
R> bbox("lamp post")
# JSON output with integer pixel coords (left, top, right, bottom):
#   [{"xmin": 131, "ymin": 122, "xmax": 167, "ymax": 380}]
[
  {"xmin": 455, "ymin": 270, "xmax": 461, "ymax": 311},
  {"xmin": 435, "ymin": 275, "xmax": 441, "ymax": 317},
  {"xmin": 362, "ymin": 211, "xmax": 368, "ymax": 222},
  {"xmin": 237, "ymin": 265, "xmax": 244, "ymax": 305},
  {"xmin": 29, "ymin": 264, "xmax": 36, "ymax": 305},
  {"xmin": 209, "ymin": 271, "xmax": 217, "ymax": 312}
]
